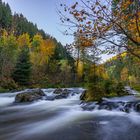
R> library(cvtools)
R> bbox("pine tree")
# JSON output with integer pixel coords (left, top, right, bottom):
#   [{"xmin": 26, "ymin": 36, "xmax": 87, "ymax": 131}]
[
  {"xmin": 12, "ymin": 47, "xmax": 31, "ymax": 86},
  {"xmin": 0, "ymin": 1, "xmax": 12, "ymax": 30}
]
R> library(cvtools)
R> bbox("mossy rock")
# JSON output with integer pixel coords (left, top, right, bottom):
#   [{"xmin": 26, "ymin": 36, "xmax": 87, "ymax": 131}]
[
  {"xmin": 80, "ymin": 85, "xmax": 105, "ymax": 102},
  {"xmin": 15, "ymin": 89, "xmax": 46, "ymax": 103}
]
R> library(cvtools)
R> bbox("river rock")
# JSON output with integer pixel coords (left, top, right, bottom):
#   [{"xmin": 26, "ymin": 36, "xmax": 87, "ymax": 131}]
[
  {"xmin": 133, "ymin": 102, "xmax": 140, "ymax": 112},
  {"xmin": 55, "ymin": 93, "xmax": 68, "ymax": 99},
  {"xmin": 80, "ymin": 90, "xmax": 87, "ymax": 100},
  {"xmin": 53, "ymin": 88, "xmax": 63, "ymax": 94},
  {"xmin": 45, "ymin": 93, "xmax": 68, "ymax": 100},
  {"xmin": 53, "ymin": 88, "xmax": 70, "ymax": 94},
  {"xmin": 81, "ymin": 98, "xmax": 140, "ymax": 113},
  {"xmin": 53, "ymin": 88, "xmax": 70, "ymax": 99},
  {"xmin": 15, "ymin": 89, "xmax": 46, "ymax": 103},
  {"xmin": 45, "ymin": 89, "xmax": 70, "ymax": 101},
  {"xmin": 81, "ymin": 102, "xmax": 96, "ymax": 111},
  {"xmin": 98, "ymin": 101, "xmax": 120, "ymax": 110}
]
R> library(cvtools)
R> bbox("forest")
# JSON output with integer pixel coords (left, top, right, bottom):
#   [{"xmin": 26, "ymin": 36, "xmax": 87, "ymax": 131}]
[
  {"xmin": 0, "ymin": 0, "xmax": 140, "ymax": 101},
  {"xmin": 0, "ymin": 0, "xmax": 78, "ymax": 91}
]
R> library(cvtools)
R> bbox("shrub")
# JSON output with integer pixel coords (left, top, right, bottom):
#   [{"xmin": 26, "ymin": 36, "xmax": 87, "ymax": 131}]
[{"xmin": 0, "ymin": 77, "xmax": 18, "ymax": 91}]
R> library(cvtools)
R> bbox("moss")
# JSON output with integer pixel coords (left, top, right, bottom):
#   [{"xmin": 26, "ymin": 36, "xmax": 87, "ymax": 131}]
[
  {"xmin": 105, "ymin": 92, "xmax": 118, "ymax": 98},
  {"xmin": 85, "ymin": 92, "xmax": 102, "ymax": 102},
  {"xmin": 132, "ymin": 85, "xmax": 140, "ymax": 92},
  {"xmin": 0, "ymin": 87, "xmax": 9, "ymax": 93},
  {"xmin": 82, "ymin": 84, "xmax": 105, "ymax": 102}
]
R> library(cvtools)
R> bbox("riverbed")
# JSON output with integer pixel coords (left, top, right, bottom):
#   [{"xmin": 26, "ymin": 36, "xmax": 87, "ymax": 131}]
[{"xmin": 0, "ymin": 88, "xmax": 140, "ymax": 140}]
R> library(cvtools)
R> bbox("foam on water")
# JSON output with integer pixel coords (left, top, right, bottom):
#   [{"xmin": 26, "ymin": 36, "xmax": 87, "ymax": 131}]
[
  {"xmin": 11, "ymin": 106, "xmax": 140, "ymax": 140},
  {"xmin": 0, "ymin": 97, "xmax": 15, "ymax": 107}
]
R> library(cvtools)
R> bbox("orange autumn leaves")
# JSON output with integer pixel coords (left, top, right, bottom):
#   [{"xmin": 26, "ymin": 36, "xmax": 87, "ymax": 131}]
[
  {"xmin": 61, "ymin": 0, "xmax": 140, "ymax": 50},
  {"xmin": 114, "ymin": 0, "xmax": 140, "ymax": 43}
]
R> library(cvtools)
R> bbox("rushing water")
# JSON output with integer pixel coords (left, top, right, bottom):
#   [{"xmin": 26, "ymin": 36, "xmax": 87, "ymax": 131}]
[{"xmin": 0, "ymin": 88, "xmax": 140, "ymax": 140}]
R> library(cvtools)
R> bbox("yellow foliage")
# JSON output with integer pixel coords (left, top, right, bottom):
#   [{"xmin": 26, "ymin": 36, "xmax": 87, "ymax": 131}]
[
  {"xmin": 76, "ymin": 60, "xmax": 84, "ymax": 78},
  {"xmin": 129, "ymin": 75, "xmax": 137, "ymax": 85},
  {"xmin": 31, "ymin": 34, "xmax": 43, "ymax": 51},
  {"xmin": 39, "ymin": 39, "xmax": 55, "ymax": 64},
  {"xmin": 31, "ymin": 36, "xmax": 55, "ymax": 65},
  {"xmin": 17, "ymin": 33, "xmax": 30, "ymax": 48},
  {"xmin": 90, "ymin": 64, "xmax": 109, "ymax": 80},
  {"xmin": 121, "ymin": 67, "xmax": 128, "ymax": 81},
  {"xmin": 0, "ymin": 30, "xmax": 17, "ymax": 50}
]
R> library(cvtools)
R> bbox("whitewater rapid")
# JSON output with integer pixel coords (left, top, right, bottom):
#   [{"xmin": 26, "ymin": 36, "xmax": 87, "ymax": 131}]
[{"xmin": 0, "ymin": 88, "xmax": 140, "ymax": 140}]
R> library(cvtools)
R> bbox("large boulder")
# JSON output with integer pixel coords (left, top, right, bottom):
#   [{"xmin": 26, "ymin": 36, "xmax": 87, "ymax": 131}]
[{"xmin": 15, "ymin": 89, "xmax": 46, "ymax": 103}]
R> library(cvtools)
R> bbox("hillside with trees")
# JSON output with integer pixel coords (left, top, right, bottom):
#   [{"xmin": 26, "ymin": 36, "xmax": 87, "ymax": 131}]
[
  {"xmin": 0, "ymin": 0, "xmax": 140, "ymax": 101},
  {"xmin": 0, "ymin": 0, "xmax": 77, "ymax": 91}
]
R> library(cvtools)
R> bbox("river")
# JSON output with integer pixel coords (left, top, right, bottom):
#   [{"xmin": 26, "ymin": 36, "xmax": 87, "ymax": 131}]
[{"xmin": 0, "ymin": 88, "xmax": 140, "ymax": 140}]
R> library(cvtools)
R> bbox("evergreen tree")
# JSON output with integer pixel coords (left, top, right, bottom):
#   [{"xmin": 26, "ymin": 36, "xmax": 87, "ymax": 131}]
[
  {"xmin": 0, "ymin": 1, "xmax": 12, "ymax": 30},
  {"xmin": 12, "ymin": 47, "xmax": 31, "ymax": 86}
]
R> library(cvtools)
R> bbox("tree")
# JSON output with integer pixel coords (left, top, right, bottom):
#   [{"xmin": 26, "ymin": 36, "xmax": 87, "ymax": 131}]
[
  {"xmin": 0, "ymin": 1, "xmax": 12, "ymax": 30},
  {"xmin": 12, "ymin": 47, "xmax": 31, "ymax": 86},
  {"xmin": 31, "ymin": 34, "xmax": 55, "ymax": 65},
  {"xmin": 0, "ymin": 30, "xmax": 18, "ymax": 83},
  {"xmin": 17, "ymin": 33, "xmax": 30, "ymax": 49},
  {"xmin": 60, "ymin": 0, "xmax": 140, "ymax": 59}
]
